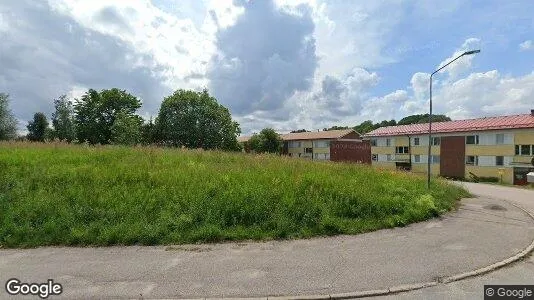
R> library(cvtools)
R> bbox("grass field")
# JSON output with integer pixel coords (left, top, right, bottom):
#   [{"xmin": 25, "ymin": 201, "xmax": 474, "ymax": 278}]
[{"xmin": 0, "ymin": 142, "xmax": 469, "ymax": 248}]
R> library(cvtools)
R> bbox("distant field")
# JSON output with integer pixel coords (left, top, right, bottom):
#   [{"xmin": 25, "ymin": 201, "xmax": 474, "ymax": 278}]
[{"xmin": 0, "ymin": 142, "xmax": 468, "ymax": 248}]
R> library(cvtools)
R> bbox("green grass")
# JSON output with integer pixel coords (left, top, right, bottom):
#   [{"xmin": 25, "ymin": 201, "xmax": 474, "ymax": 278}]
[{"xmin": 0, "ymin": 142, "xmax": 469, "ymax": 248}]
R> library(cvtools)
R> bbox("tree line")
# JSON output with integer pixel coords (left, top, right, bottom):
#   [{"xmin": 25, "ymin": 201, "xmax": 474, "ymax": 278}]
[
  {"xmin": 0, "ymin": 89, "xmax": 241, "ymax": 151},
  {"xmin": 1, "ymin": 88, "xmax": 452, "ymax": 153},
  {"xmin": 321, "ymin": 114, "xmax": 452, "ymax": 134}
]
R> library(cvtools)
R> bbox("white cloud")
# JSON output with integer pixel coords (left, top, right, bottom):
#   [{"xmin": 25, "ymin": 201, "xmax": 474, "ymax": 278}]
[
  {"xmin": 435, "ymin": 70, "xmax": 534, "ymax": 118},
  {"xmin": 47, "ymin": 0, "xmax": 219, "ymax": 89},
  {"xmin": 436, "ymin": 37, "xmax": 481, "ymax": 79},
  {"xmin": 360, "ymin": 90, "xmax": 410, "ymax": 121},
  {"xmin": 519, "ymin": 40, "xmax": 532, "ymax": 51}
]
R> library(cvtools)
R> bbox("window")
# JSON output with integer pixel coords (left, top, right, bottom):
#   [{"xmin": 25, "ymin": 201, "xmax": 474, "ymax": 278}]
[
  {"xmin": 496, "ymin": 156, "xmax": 504, "ymax": 166},
  {"xmin": 413, "ymin": 137, "xmax": 420, "ymax": 146},
  {"xmin": 431, "ymin": 155, "xmax": 440, "ymax": 164},
  {"xmin": 386, "ymin": 154, "xmax": 392, "ymax": 161},
  {"xmin": 325, "ymin": 153, "xmax": 330, "ymax": 160},
  {"xmin": 313, "ymin": 140, "xmax": 330, "ymax": 148},
  {"xmin": 395, "ymin": 146, "xmax": 409, "ymax": 154},
  {"xmin": 515, "ymin": 144, "xmax": 533, "ymax": 156},
  {"xmin": 466, "ymin": 155, "xmax": 478, "ymax": 166},
  {"xmin": 521, "ymin": 145, "xmax": 531, "ymax": 156},
  {"xmin": 370, "ymin": 139, "xmax": 377, "ymax": 146},
  {"xmin": 432, "ymin": 137, "xmax": 440, "ymax": 146},
  {"xmin": 304, "ymin": 147, "xmax": 313, "ymax": 154},
  {"xmin": 386, "ymin": 139, "xmax": 391, "ymax": 147},
  {"xmin": 314, "ymin": 153, "xmax": 319, "ymax": 159},
  {"xmin": 289, "ymin": 141, "xmax": 301, "ymax": 148},
  {"xmin": 466, "ymin": 135, "xmax": 479, "ymax": 145},
  {"xmin": 372, "ymin": 154, "xmax": 378, "ymax": 161},
  {"xmin": 496, "ymin": 134, "xmax": 504, "ymax": 145},
  {"xmin": 414, "ymin": 155, "xmax": 421, "ymax": 163}
]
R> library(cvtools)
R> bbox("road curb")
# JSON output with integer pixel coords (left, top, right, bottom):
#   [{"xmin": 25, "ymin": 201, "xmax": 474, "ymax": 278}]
[
  {"xmin": 441, "ymin": 200, "xmax": 534, "ymax": 284},
  {"xmin": 214, "ymin": 198, "xmax": 534, "ymax": 300}
]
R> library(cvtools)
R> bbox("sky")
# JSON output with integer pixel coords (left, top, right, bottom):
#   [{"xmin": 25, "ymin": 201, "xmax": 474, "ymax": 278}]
[{"xmin": 1, "ymin": 0, "xmax": 533, "ymax": 135}]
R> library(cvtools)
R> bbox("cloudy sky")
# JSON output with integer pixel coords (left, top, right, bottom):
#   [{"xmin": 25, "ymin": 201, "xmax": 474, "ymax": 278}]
[{"xmin": 1, "ymin": 0, "xmax": 533, "ymax": 134}]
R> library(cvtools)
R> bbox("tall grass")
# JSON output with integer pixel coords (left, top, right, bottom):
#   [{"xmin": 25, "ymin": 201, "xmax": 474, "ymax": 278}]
[{"xmin": 0, "ymin": 142, "xmax": 468, "ymax": 248}]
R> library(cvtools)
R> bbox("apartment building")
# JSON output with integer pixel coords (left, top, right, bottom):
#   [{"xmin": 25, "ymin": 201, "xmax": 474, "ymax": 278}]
[
  {"xmin": 364, "ymin": 111, "xmax": 534, "ymax": 185},
  {"xmin": 239, "ymin": 129, "xmax": 370, "ymax": 162}
]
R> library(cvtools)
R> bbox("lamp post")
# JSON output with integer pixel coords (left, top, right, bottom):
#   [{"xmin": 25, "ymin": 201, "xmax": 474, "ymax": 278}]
[{"xmin": 427, "ymin": 49, "xmax": 480, "ymax": 189}]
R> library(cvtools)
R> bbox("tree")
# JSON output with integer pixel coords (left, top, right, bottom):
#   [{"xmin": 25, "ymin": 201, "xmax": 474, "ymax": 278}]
[
  {"xmin": 111, "ymin": 110, "xmax": 143, "ymax": 146},
  {"xmin": 0, "ymin": 93, "xmax": 17, "ymax": 140},
  {"xmin": 398, "ymin": 114, "xmax": 451, "ymax": 125},
  {"xmin": 248, "ymin": 128, "xmax": 283, "ymax": 154},
  {"xmin": 353, "ymin": 120, "xmax": 375, "ymax": 134},
  {"xmin": 140, "ymin": 118, "xmax": 159, "ymax": 145},
  {"xmin": 155, "ymin": 89, "xmax": 241, "ymax": 151},
  {"xmin": 290, "ymin": 129, "xmax": 309, "ymax": 133},
  {"xmin": 74, "ymin": 88, "xmax": 142, "ymax": 144},
  {"xmin": 27, "ymin": 112, "xmax": 49, "ymax": 142},
  {"xmin": 378, "ymin": 119, "xmax": 396, "ymax": 127},
  {"xmin": 323, "ymin": 126, "xmax": 349, "ymax": 131},
  {"xmin": 51, "ymin": 95, "xmax": 76, "ymax": 142}
]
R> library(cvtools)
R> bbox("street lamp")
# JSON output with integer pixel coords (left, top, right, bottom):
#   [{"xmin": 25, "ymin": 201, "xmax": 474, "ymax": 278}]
[{"xmin": 427, "ymin": 49, "xmax": 480, "ymax": 189}]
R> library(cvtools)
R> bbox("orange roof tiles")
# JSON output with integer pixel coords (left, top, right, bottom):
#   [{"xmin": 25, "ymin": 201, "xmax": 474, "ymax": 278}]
[{"xmin": 365, "ymin": 114, "xmax": 534, "ymax": 137}]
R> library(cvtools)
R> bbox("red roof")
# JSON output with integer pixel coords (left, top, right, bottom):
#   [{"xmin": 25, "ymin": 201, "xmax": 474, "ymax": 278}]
[
  {"xmin": 238, "ymin": 129, "xmax": 358, "ymax": 142},
  {"xmin": 364, "ymin": 114, "xmax": 534, "ymax": 137}
]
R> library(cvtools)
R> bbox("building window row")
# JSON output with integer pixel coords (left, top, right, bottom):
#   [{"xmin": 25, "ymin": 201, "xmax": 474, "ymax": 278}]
[
  {"xmin": 515, "ymin": 145, "xmax": 534, "ymax": 156},
  {"xmin": 466, "ymin": 155, "xmax": 478, "ymax": 165},
  {"xmin": 466, "ymin": 135, "xmax": 479, "ymax": 145},
  {"xmin": 395, "ymin": 146, "xmax": 409, "ymax": 154},
  {"xmin": 289, "ymin": 141, "xmax": 302, "ymax": 148},
  {"xmin": 370, "ymin": 138, "xmax": 395, "ymax": 147},
  {"xmin": 465, "ymin": 155, "xmax": 507, "ymax": 166},
  {"xmin": 313, "ymin": 140, "xmax": 330, "ymax": 148}
]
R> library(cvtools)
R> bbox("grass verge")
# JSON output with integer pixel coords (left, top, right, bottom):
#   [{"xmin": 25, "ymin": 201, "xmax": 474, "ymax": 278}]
[{"xmin": 0, "ymin": 142, "xmax": 469, "ymax": 248}]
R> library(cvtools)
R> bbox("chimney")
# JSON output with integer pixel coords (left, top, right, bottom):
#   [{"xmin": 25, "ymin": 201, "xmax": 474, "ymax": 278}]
[{"xmin": 531, "ymin": 109, "xmax": 534, "ymax": 116}]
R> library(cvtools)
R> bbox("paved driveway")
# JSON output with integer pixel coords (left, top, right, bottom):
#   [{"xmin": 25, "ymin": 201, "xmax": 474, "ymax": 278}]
[
  {"xmin": 373, "ymin": 182, "xmax": 534, "ymax": 300},
  {"xmin": 0, "ymin": 182, "xmax": 533, "ymax": 299}
]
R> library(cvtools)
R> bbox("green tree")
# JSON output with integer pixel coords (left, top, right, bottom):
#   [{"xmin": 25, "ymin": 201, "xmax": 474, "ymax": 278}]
[
  {"xmin": 111, "ymin": 110, "xmax": 143, "ymax": 146},
  {"xmin": 323, "ymin": 126, "xmax": 349, "ymax": 131},
  {"xmin": 140, "ymin": 118, "xmax": 159, "ymax": 145},
  {"xmin": 290, "ymin": 129, "xmax": 309, "ymax": 133},
  {"xmin": 74, "ymin": 88, "xmax": 142, "ymax": 144},
  {"xmin": 248, "ymin": 128, "xmax": 283, "ymax": 154},
  {"xmin": 353, "ymin": 120, "xmax": 375, "ymax": 134},
  {"xmin": 27, "ymin": 112, "xmax": 49, "ymax": 142},
  {"xmin": 397, "ymin": 114, "xmax": 451, "ymax": 125},
  {"xmin": 51, "ymin": 95, "xmax": 75, "ymax": 142},
  {"xmin": 155, "ymin": 89, "xmax": 241, "ymax": 150},
  {"xmin": 0, "ymin": 93, "xmax": 18, "ymax": 140}
]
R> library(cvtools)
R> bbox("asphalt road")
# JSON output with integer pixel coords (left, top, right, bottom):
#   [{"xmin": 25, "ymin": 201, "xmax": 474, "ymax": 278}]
[
  {"xmin": 0, "ymin": 182, "xmax": 533, "ymax": 299},
  {"xmin": 372, "ymin": 182, "xmax": 534, "ymax": 300}
]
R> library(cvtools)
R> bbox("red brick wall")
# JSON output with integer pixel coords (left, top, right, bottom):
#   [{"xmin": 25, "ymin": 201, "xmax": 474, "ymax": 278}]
[
  {"xmin": 440, "ymin": 136, "xmax": 465, "ymax": 178},
  {"xmin": 330, "ymin": 140, "xmax": 371, "ymax": 164}
]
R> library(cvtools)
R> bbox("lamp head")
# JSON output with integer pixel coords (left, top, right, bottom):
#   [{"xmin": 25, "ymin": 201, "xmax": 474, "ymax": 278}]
[{"xmin": 463, "ymin": 49, "xmax": 481, "ymax": 56}]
